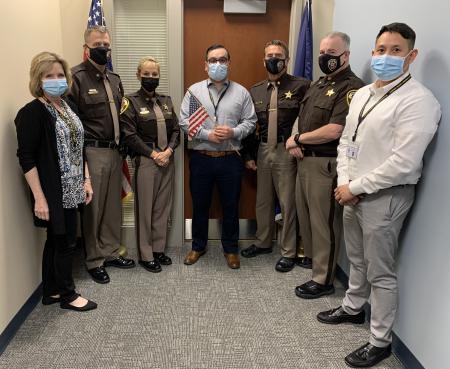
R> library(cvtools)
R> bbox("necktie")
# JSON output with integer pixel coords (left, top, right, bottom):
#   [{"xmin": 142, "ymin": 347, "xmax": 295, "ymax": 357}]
[
  {"xmin": 152, "ymin": 98, "xmax": 168, "ymax": 151},
  {"xmin": 103, "ymin": 76, "xmax": 120, "ymax": 144},
  {"xmin": 267, "ymin": 82, "xmax": 278, "ymax": 147}
]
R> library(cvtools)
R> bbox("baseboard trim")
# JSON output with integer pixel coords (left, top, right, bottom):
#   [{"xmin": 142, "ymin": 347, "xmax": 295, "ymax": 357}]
[
  {"xmin": 335, "ymin": 265, "xmax": 424, "ymax": 369},
  {"xmin": 0, "ymin": 270, "xmax": 427, "ymax": 369},
  {"xmin": 0, "ymin": 284, "xmax": 42, "ymax": 356}
]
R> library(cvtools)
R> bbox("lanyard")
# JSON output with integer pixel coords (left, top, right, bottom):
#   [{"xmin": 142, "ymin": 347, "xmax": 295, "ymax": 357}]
[
  {"xmin": 208, "ymin": 81, "xmax": 230, "ymax": 122},
  {"xmin": 352, "ymin": 74, "xmax": 411, "ymax": 142}
]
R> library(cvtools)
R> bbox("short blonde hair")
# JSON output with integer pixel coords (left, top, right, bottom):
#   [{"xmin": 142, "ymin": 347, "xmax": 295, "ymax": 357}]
[
  {"xmin": 137, "ymin": 56, "xmax": 160, "ymax": 75},
  {"xmin": 84, "ymin": 26, "xmax": 110, "ymax": 43},
  {"xmin": 29, "ymin": 52, "xmax": 72, "ymax": 98}
]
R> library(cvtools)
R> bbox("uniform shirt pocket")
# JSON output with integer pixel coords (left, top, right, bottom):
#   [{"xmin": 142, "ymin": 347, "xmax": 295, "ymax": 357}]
[{"xmin": 82, "ymin": 93, "xmax": 108, "ymax": 118}]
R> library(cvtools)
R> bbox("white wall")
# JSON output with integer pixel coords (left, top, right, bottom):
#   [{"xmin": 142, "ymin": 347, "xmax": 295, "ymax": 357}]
[
  {"xmin": 333, "ymin": 2, "xmax": 450, "ymax": 368},
  {"xmin": 0, "ymin": 0, "xmax": 64, "ymax": 334},
  {"xmin": 0, "ymin": 0, "xmax": 94, "ymax": 335}
]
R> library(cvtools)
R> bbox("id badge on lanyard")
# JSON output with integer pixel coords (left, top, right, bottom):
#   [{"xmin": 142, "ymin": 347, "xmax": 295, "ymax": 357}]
[{"xmin": 346, "ymin": 143, "xmax": 359, "ymax": 159}]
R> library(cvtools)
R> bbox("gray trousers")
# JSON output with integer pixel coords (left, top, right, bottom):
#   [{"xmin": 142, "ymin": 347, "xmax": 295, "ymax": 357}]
[
  {"xmin": 134, "ymin": 156, "xmax": 174, "ymax": 261},
  {"xmin": 83, "ymin": 147, "xmax": 122, "ymax": 269},
  {"xmin": 255, "ymin": 143, "xmax": 297, "ymax": 257},
  {"xmin": 342, "ymin": 185, "xmax": 415, "ymax": 347},
  {"xmin": 297, "ymin": 157, "xmax": 342, "ymax": 285}
]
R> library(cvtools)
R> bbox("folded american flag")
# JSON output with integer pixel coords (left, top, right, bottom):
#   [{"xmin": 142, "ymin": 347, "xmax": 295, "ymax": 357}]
[{"xmin": 188, "ymin": 91, "xmax": 209, "ymax": 140}]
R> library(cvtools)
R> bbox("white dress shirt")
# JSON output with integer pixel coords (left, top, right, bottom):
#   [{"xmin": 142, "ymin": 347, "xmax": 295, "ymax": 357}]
[{"xmin": 337, "ymin": 73, "xmax": 441, "ymax": 195}]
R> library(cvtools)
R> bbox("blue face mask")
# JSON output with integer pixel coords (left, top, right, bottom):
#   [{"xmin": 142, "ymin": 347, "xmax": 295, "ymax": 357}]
[
  {"xmin": 370, "ymin": 53, "xmax": 410, "ymax": 81},
  {"xmin": 208, "ymin": 63, "xmax": 228, "ymax": 81},
  {"xmin": 42, "ymin": 78, "xmax": 68, "ymax": 97}
]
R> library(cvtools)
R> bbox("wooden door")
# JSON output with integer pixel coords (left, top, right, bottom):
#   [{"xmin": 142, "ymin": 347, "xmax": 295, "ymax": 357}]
[{"xmin": 184, "ymin": 0, "xmax": 292, "ymax": 222}]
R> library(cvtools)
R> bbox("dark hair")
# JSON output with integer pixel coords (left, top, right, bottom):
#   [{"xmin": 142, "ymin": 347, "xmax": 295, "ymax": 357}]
[
  {"xmin": 376, "ymin": 22, "xmax": 416, "ymax": 50},
  {"xmin": 264, "ymin": 40, "xmax": 290, "ymax": 59},
  {"xmin": 205, "ymin": 44, "xmax": 230, "ymax": 61}
]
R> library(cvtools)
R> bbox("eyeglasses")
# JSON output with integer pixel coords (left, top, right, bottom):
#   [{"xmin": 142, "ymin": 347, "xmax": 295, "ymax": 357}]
[{"xmin": 207, "ymin": 57, "xmax": 229, "ymax": 64}]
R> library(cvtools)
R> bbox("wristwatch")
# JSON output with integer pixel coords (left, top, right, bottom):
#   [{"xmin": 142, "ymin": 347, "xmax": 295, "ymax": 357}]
[{"xmin": 294, "ymin": 133, "xmax": 301, "ymax": 147}]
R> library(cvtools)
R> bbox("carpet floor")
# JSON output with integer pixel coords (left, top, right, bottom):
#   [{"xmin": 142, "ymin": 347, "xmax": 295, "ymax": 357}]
[{"xmin": 0, "ymin": 242, "xmax": 404, "ymax": 369}]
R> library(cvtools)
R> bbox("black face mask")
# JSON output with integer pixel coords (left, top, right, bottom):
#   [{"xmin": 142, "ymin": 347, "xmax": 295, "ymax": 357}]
[
  {"xmin": 318, "ymin": 52, "xmax": 345, "ymax": 75},
  {"xmin": 265, "ymin": 57, "xmax": 286, "ymax": 74},
  {"xmin": 141, "ymin": 77, "xmax": 159, "ymax": 92},
  {"xmin": 88, "ymin": 46, "xmax": 110, "ymax": 65}
]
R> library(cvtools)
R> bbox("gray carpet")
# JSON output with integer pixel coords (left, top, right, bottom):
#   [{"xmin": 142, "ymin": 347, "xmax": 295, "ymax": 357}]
[{"xmin": 0, "ymin": 241, "xmax": 404, "ymax": 369}]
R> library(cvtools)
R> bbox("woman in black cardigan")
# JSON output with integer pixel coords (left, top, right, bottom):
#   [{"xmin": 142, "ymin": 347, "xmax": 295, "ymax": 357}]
[{"xmin": 15, "ymin": 51, "xmax": 97, "ymax": 312}]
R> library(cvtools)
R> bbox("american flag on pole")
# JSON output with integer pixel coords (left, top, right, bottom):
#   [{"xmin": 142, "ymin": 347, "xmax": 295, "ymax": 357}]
[
  {"xmin": 188, "ymin": 91, "xmax": 209, "ymax": 140},
  {"xmin": 86, "ymin": 0, "xmax": 132, "ymax": 200},
  {"xmin": 88, "ymin": 0, "xmax": 105, "ymax": 27}
]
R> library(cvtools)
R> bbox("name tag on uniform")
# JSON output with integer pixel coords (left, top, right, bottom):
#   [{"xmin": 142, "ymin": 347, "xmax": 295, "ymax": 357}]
[
  {"xmin": 139, "ymin": 108, "xmax": 150, "ymax": 115},
  {"xmin": 88, "ymin": 89, "xmax": 98, "ymax": 95},
  {"xmin": 346, "ymin": 143, "xmax": 359, "ymax": 159}
]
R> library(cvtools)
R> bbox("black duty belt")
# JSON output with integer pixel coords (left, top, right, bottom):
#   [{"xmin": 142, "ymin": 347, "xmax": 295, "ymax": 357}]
[
  {"xmin": 303, "ymin": 149, "xmax": 336, "ymax": 158},
  {"xmin": 260, "ymin": 135, "xmax": 285, "ymax": 144},
  {"xmin": 85, "ymin": 139, "xmax": 118, "ymax": 149}
]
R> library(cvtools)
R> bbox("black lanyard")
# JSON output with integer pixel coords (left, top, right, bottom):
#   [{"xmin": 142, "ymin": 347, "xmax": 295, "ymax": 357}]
[
  {"xmin": 352, "ymin": 74, "xmax": 411, "ymax": 142},
  {"xmin": 208, "ymin": 81, "xmax": 231, "ymax": 122}
]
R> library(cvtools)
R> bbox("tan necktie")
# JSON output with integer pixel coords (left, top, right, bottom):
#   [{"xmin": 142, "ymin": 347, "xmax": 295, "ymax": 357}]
[
  {"xmin": 152, "ymin": 98, "xmax": 168, "ymax": 151},
  {"xmin": 267, "ymin": 82, "xmax": 278, "ymax": 147},
  {"xmin": 103, "ymin": 76, "xmax": 120, "ymax": 144}
]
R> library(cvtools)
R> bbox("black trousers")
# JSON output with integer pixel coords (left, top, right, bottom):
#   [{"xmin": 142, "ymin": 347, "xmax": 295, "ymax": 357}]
[
  {"xmin": 189, "ymin": 151, "xmax": 243, "ymax": 254},
  {"xmin": 42, "ymin": 208, "xmax": 78, "ymax": 303}
]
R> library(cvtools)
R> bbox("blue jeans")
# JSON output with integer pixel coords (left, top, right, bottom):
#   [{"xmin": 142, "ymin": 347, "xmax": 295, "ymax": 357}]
[{"xmin": 189, "ymin": 151, "xmax": 243, "ymax": 254}]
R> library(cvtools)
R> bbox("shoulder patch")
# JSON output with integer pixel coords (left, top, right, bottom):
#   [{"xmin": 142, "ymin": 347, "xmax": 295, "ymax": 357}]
[
  {"xmin": 120, "ymin": 97, "xmax": 130, "ymax": 115},
  {"xmin": 346, "ymin": 90, "xmax": 357, "ymax": 106}
]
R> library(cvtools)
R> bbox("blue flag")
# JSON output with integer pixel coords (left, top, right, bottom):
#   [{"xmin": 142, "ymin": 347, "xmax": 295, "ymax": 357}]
[
  {"xmin": 293, "ymin": 0, "xmax": 313, "ymax": 80},
  {"xmin": 86, "ymin": 0, "xmax": 113, "ymax": 71}
]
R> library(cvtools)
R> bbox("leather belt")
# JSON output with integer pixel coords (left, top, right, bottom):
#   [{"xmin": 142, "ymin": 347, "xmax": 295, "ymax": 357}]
[
  {"xmin": 197, "ymin": 150, "xmax": 236, "ymax": 158},
  {"xmin": 303, "ymin": 149, "xmax": 336, "ymax": 158},
  {"xmin": 260, "ymin": 135, "xmax": 285, "ymax": 144},
  {"xmin": 358, "ymin": 184, "xmax": 414, "ymax": 199},
  {"xmin": 85, "ymin": 139, "xmax": 118, "ymax": 149}
]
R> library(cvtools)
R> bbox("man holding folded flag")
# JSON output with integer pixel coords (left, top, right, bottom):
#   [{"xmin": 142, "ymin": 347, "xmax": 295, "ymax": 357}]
[{"xmin": 179, "ymin": 44, "xmax": 256, "ymax": 269}]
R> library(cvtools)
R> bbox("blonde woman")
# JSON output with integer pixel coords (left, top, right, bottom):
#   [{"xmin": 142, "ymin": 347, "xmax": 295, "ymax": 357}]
[
  {"xmin": 15, "ymin": 51, "xmax": 96, "ymax": 311},
  {"xmin": 120, "ymin": 56, "xmax": 180, "ymax": 272}
]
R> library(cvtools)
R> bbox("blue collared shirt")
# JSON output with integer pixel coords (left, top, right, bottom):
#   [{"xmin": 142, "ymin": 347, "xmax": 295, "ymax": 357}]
[{"xmin": 179, "ymin": 79, "xmax": 257, "ymax": 151}]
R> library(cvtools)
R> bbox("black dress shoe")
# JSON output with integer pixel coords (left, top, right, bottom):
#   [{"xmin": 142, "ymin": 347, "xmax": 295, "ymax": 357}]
[
  {"xmin": 88, "ymin": 266, "xmax": 110, "ymax": 284},
  {"xmin": 104, "ymin": 255, "xmax": 136, "ymax": 269},
  {"xmin": 42, "ymin": 295, "xmax": 61, "ymax": 305},
  {"xmin": 241, "ymin": 244, "xmax": 272, "ymax": 258},
  {"xmin": 139, "ymin": 260, "xmax": 162, "ymax": 273},
  {"xmin": 345, "ymin": 342, "xmax": 391, "ymax": 368},
  {"xmin": 295, "ymin": 256, "xmax": 312, "ymax": 269},
  {"xmin": 317, "ymin": 306, "xmax": 366, "ymax": 325},
  {"xmin": 295, "ymin": 280, "xmax": 335, "ymax": 299},
  {"xmin": 275, "ymin": 257, "xmax": 296, "ymax": 272},
  {"xmin": 60, "ymin": 299, "xmax": 98, "ymax": 312},
  {"xmin": 153, "ymin": 252, "xmax": 172, "ymax": 265}
]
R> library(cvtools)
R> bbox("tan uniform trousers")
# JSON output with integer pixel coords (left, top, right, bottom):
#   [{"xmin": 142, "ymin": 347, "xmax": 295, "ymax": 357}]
[
  {"xmin": 255, "ymin": 142, "xmax": 297, "ymax": 257},
  {"xmin": 296, "ymin": 156, "xmax": 342, "ymax": 285},
  {"xmin": 83, "ymin": 147, "xmax": 122, "ymax": 269},
  {"xmin": 134, "ymin": 156, "xmax": 174, "ymax": 261},
  {"xmin": 342, "ymin": 185, "xmax": 415, "ymax": 347}
]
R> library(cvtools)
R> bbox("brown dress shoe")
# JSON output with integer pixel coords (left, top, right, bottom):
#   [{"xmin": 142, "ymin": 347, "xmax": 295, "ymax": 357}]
[
  {"xmin": 224, "ymin": 253, "xmax": 240, "ymax": 269},
  {"xmin": 184, "ymin": 250, "xmax": 206, "ymax": 265}
]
